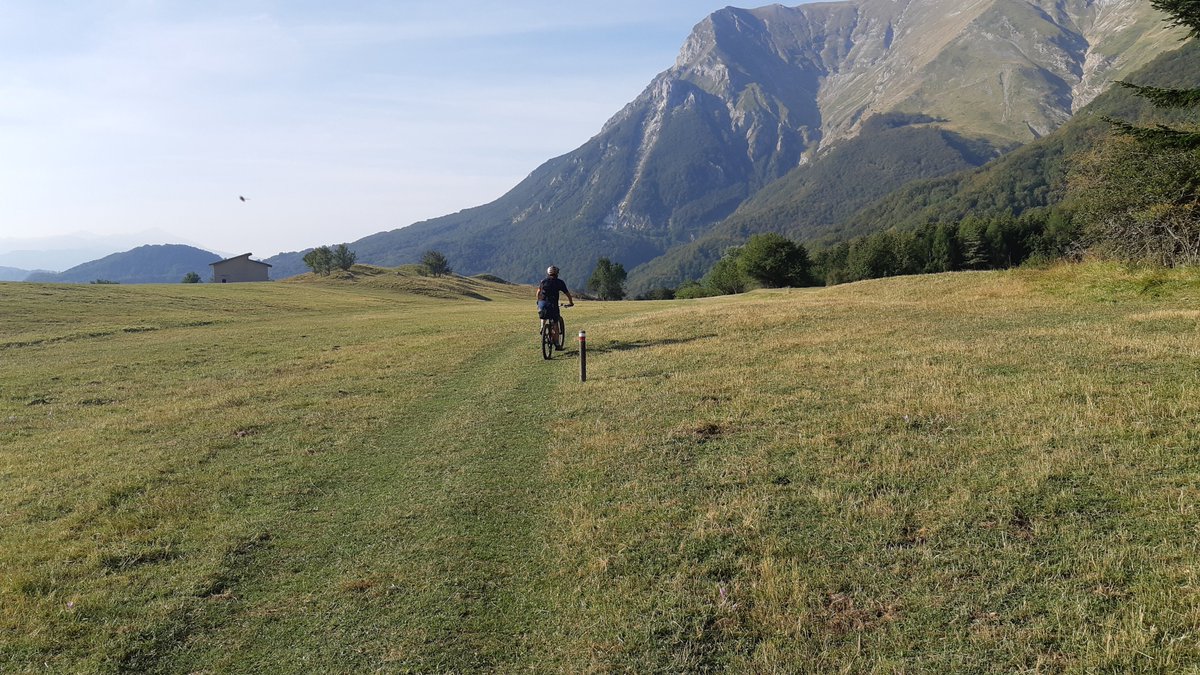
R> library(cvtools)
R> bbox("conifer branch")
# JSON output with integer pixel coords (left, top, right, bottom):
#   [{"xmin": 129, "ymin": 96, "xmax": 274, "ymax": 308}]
[
  {"xmin": 1102, "ymin": 116, "xmax": 1200, "ymax": 149},
  {"xmin": 1114, "ymin": 80, "xmax": 1200, "ymax": 108},
  {"xmin": 1152, "ymin": 0, "xmax": 1200, "ymax": 38}
]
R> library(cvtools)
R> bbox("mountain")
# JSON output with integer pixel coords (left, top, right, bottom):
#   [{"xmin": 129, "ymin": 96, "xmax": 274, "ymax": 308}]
[
  {"xmin": 24, "ymin": 245, "xmax": 222, "ymax": 284},
  {"xmin": 268, "ymin": 0, "xmax": 1180, "ymax": 285},
  {"xmin": 634, "ymin": 40, "xmax": 1200, "ymax": 289},
  {"xmin": 628, "ymin": 113, "xmax": 1010, "ymax": 289}
]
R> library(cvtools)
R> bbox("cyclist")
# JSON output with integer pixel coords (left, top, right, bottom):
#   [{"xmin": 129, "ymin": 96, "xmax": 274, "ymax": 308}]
[{"xmin": 537, "ymin": 265, "xmax": 574, "ymax": 349}]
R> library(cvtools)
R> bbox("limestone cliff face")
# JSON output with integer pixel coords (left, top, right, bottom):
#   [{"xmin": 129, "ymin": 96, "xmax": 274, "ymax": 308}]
[
  {"xmin": 588, "ymin": 0, "xmax": 1176, "ymax": 232},
  {"xmin": 673, "ymin": 0, "xmax": 1174, "ymax": 144}
]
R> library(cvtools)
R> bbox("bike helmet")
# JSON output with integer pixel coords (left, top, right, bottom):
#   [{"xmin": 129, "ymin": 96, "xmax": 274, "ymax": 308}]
[{"xmin": 546, "ymin": 265, "xmax": 559, "ymax": 276}]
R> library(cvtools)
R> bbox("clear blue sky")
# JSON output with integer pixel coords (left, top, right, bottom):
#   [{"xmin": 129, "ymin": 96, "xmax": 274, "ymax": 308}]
[{"xmin": 0, "ymin": 1, "xmax": 816, "ymax": 259}]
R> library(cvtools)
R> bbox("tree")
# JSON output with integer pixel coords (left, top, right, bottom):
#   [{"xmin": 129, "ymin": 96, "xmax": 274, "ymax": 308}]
[
  {"xmin": 737, "ymin": 233, "xmax": 811, "ymax": 287},
  {"xmin": 303, "ymin": 246, "xmax": 334, "ymax": 275},
  {"xmin": 332, "ymin": 244, "xmax": 357, "ymax": 271},
  {"xmin": 1077, "ymin": 1, "xmax": 1200, "ymax": 265},
  {"xmin": 181, "ymin": 272, "xmax": 202, "ymax": 283},
  {"xmin": 958, "ymin": 219, "xmax": 990, "ymax": 270},
  {"xmin": 930, "ymin": 222, "xmax": 961, "ymax": 272},
  {"xmin": 1107, "ymin": 1, "xmax": 1200, "ymax": 149},
  {"xmin": 1071, "ymin": 136, "xmax": 1200, "ymax": 265},
  {"xmin": 587, "ymin": 257, "xmax": 627, "ymax": 300},
  {"xmin": 845, "ymin": 232, "xmax": 901, "ymax": 280},
  {"xmin": 814, "ymin": 242, "xmax": 851, "ymax": 285},
  {"xmin": 703, "ymin": 248, "xmax": 750, "ymax": 294},
  {"xmin": 421, "ymin": 250, "xmax": 452, "ymax": 277}
]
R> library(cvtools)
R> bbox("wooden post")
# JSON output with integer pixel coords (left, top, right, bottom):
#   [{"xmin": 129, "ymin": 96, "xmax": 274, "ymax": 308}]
[{"xmin": 579, "ymin": 331, "xmax": 587, "ymax": 382}]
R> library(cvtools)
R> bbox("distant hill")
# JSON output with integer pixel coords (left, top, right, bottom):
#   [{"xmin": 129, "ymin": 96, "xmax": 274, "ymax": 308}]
[
  {"xmin": 24, "ymin": 244, "xmax": 222, "ymax": 284},
  {"xmin": 0, "ymin": 266, "xmax": 31, "ymax": 282}
]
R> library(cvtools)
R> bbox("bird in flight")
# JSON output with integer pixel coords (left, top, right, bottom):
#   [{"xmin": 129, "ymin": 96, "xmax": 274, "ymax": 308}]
[{"xmin": 239, "ymin": 196, "xmax": 248, "ymax": 202}]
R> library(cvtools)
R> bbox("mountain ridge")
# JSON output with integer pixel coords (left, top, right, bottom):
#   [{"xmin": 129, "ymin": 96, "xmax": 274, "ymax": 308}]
[{"xmin": 266, "ymin": 0, "xmax": 1182, "ymax": 284}]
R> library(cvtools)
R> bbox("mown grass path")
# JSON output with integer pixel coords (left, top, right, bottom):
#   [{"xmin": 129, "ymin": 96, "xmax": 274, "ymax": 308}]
[
  {"xmin": 163, "ymin": 324, "xmax": 571, "ymax": 671},
  {"xmin": 115, "ymin": 296, "xmax": 651, "ymax": 672}
]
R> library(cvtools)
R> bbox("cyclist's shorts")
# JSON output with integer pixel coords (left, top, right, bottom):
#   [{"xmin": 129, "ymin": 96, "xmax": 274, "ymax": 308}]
[{"xmin": 537, "ymin": 300, "xmax": 560, "ymax": 321}]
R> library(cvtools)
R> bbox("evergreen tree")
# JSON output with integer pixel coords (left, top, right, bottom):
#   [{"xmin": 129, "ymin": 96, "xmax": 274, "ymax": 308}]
[
  {"xmin": 1071, "ymin": 137, "xmax": 1200, "ymax": 265},
  {"xmin": 960, "ymin": 236, "xmax": 989, "ymax": 270},
  {"xmin": 1108, "ymin": 1, "xmax": 1200, "ymax": 148},
  {"xmin": 1076, "ymin": 1, "xmax": 1200, "ymax": 266},
  {"xmin": 815, "ymin": 242, "xmax": 852, "ymax": 285},
  {"xmin": 958, "ymin": 218, "xmax": 990, "ymax": 270}
]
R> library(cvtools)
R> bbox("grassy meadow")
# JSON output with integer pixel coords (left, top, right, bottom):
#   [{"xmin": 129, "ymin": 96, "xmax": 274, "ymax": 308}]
[{"xmin": 2, "ymin": 263, "xmax": 1199, "ymax": 672}]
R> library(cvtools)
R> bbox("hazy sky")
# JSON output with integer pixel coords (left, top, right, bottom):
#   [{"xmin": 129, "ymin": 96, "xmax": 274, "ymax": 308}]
[{"xmin": 0, "ymin": 1, "xmax": 816, "ymax": 259}]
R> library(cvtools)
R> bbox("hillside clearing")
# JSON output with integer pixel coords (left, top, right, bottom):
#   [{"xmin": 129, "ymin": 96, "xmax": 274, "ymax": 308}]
[{"xmin": 2, "ymin": 264, "xmax": 1198, "ymax": 672}]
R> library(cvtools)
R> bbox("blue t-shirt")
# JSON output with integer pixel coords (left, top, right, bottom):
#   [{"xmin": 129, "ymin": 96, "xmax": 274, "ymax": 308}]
[{"xmin": 539, "ymin": 277, "xmax": 568, "ymax": 304}]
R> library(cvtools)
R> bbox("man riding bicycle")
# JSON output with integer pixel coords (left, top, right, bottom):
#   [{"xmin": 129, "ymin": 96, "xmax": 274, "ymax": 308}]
[{"xmin": 537, "ymin": 265, "xmax": 574, "ymax": 350}]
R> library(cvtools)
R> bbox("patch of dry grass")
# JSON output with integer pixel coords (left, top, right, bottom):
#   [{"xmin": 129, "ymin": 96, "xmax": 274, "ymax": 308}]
[
  {"xmin": 2, "ymin": 263, "xmax": 1198, "ymax": 671},
  {"xmin": 537, "ymin": 265, "xmax": 1200, "ymax": 671}
]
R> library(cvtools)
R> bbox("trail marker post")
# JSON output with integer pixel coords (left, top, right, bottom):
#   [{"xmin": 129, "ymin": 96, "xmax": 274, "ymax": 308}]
[{"xmin": 579, "ymin": 331, "xmax": 587, "ymax": 382}]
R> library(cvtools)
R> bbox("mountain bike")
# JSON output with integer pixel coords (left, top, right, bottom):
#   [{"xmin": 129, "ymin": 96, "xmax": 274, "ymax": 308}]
[{"xmin": 540, "ymin": 304, "xmax": 570, "ymax": 360}]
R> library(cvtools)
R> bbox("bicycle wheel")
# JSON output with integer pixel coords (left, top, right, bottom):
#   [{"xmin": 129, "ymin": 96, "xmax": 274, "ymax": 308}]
[
  {"xmin": 556, "ymin": 317, "xmax": 566, "ymax": 350},
  {"xmin": 541, "ymin": 323, "xmax": 554, "ymax": 360}
]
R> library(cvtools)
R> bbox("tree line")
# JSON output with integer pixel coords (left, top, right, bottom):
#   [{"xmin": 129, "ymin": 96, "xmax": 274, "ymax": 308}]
[{"xmin": 812, "ymin": 209, "xmax": 1079, "ymax": 285}]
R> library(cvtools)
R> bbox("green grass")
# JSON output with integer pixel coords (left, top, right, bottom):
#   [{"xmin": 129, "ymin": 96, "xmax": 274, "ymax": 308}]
[{"xmin": 2, "ymin": 263, "xmax": 1199, "ymax": 672}]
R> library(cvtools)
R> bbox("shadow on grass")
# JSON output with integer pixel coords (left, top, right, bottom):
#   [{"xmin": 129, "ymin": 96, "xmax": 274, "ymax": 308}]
[{"xmin": 586, "ymin": 334, "xmax": 718, "ymax": 355}]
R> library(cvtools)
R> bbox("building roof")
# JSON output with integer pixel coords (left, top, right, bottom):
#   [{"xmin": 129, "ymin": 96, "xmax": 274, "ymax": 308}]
[{"xmin": 210, "ymin": 253, "xmax": 272, "ymax": 268}]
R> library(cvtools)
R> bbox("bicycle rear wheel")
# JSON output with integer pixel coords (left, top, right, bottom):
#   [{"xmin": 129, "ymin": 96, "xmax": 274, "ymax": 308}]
[{"xmin": 541, "ymin": 323, "xmax": 554, "ymax": 360}]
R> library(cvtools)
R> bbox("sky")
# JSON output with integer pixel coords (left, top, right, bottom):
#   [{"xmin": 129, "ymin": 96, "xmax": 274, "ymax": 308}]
[{"xmin": 0, "ymin": 1, "xmax": 811, "ymax": 265}]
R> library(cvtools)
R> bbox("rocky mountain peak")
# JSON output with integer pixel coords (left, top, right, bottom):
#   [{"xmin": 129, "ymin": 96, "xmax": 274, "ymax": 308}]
[{"xmin": 273, "ymin": 1, "xmax": 1188, "ymax": 289}]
